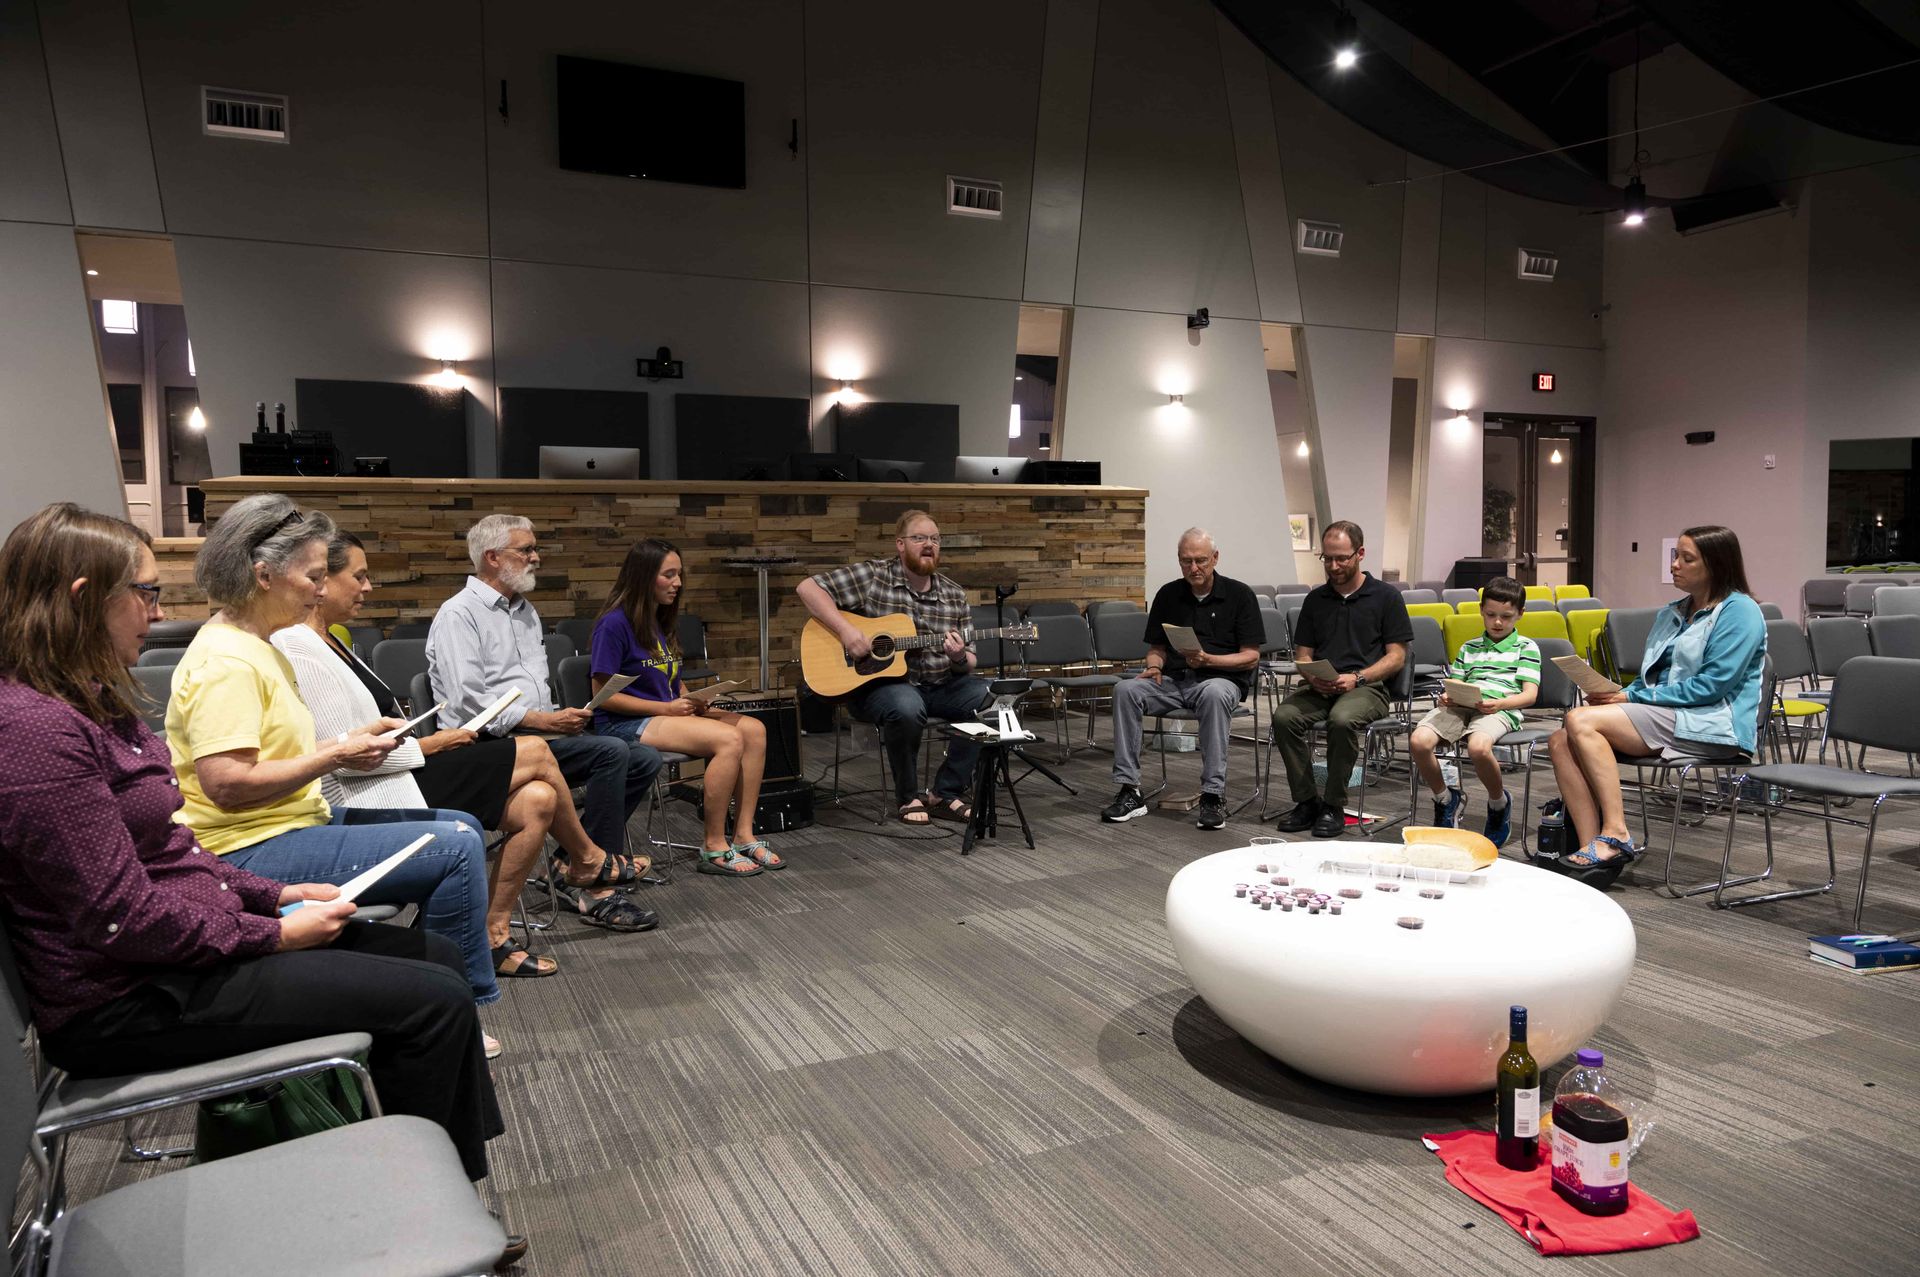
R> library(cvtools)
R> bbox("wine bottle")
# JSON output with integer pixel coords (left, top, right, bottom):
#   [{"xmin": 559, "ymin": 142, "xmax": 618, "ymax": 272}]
[{"xmin": 1495, "ymin": 1004, "xmax": 1540, "ymax": 1169}]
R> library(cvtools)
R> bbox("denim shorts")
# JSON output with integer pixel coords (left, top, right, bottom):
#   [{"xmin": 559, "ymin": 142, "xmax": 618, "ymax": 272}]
[{"xmin": 596, "ymin": 714, "xmax": 650, "ymax": 742}]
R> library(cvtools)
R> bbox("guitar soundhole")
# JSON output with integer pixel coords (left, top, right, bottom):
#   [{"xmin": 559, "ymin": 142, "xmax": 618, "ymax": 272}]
[{"xmin": 868, "ymin": 634, "xmax": 896, "ymax": 661}]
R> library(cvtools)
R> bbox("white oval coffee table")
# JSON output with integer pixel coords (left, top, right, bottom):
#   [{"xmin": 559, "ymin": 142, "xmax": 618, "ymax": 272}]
[{"xmin": 1166, "ymin": 843, "xmax": 1636, "ymax": 1096}]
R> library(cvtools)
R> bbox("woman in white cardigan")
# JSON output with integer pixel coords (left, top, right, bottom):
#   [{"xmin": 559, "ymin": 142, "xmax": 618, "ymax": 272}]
[{"xmin": 274, "ymin": 535, "xmax": 658, "ymax": 975}]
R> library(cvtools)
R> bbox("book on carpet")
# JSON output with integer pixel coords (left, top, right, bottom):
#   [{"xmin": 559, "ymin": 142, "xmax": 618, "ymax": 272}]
[
  {"xmin": 458, "ymin": 688, "xmax": 521, "ymax": 733},
  {"xmin": 1807, "ymin": 933, "xmax": 1920, "ymax": 970},
  {"xmin": 1550, "ymin": 654, "xmax": 1624, "ymax": 698},
  {"xmin": 581, "ymin": 672, "xmax": 637, "ymax": 711},
  {"xmin": 1443, "ymin": 679, "xmax": 1483, "ymax": 707}
]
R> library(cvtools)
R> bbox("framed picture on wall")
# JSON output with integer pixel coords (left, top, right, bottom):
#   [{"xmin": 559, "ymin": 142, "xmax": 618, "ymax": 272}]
[{"xmin": 1289, "ymin": 513, "xmax": 1315, "ymax": 552}]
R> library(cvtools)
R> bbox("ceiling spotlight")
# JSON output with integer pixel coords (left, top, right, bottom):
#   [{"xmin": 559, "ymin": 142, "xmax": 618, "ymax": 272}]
[
  {"xmin": 85, "ymin": 269, "xmax": 98, "ymax": 276},
  {"xmin": 188, "ymin": 406, "xmax": 207, "ymax": 431},
  {"xmin": 1332, "ymin": 9, "xmax": 1359, "ymax": 69},
  {"xmin": 1549, "ymin": 448, "xmax": 1564, "ymax": 465},
  {"xmin": 1622, "ymin": 177, "xmax": 1647, "ymax": 227}
]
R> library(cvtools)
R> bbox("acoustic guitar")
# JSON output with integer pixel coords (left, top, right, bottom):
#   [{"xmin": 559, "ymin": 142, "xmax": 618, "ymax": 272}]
[{"xmin": 800, "ymin": 609, "xmax": 1039, "ymax": 697}]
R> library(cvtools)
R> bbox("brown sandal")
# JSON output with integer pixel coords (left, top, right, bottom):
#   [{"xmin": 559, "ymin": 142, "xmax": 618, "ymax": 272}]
[
  {"xmin": 898, "ymin": 797, "xmax": 932, "ymax": 825},
  {"xmin": 924, "ymin": 792, "xmax": 973, "ymax": 823}
]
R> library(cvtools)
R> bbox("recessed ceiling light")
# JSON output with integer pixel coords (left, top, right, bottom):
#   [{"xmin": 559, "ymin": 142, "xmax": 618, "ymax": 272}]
[{"xmin": 85, "ymin": 269, "xmax": 98, "ymax": 276}]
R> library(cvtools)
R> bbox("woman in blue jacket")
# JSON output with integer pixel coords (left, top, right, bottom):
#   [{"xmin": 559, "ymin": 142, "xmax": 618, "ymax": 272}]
[{"xmin": 1546, "ymin": 525, "xmax": 1767, "ymax": 886}]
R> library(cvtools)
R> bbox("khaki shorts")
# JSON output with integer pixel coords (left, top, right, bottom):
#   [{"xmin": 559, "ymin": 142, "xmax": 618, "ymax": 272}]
[{"xmin": 1415, "ymin": 705, "xmax": 1512, "ymax": 746}]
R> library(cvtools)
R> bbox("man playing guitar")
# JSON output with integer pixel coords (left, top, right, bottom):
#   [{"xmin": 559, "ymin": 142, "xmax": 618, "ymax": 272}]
[{"xmin": 796, "ymin": 509, "xmax": 991, "ymax": 825}]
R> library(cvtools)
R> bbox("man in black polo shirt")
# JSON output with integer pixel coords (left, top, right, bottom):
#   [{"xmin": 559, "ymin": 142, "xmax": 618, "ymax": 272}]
[
  {"xmin": 1272, "ymin": 520, "xmax": 1412, "ymax": 837},
  {"xmin": 1101, "ymin": 528, "xmax": 1262, "ymax": 830}
]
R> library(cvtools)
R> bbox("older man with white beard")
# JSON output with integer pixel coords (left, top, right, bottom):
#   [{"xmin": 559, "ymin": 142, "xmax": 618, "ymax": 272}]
[
  {"xmin": 796, "ymin": 508, "xmax": 991, "ymax": 825},
  {"xmin": 429, "ymin": 514, "xmax": 662, "ymax": 923}
]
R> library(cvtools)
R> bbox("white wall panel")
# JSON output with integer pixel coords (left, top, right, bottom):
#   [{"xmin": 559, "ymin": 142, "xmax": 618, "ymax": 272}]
[
  {"xmin": 0, "ymin": 7, "xmax": 73, "ymax": 224},
  {"xmin": 1297, "ymin": 325, "xmax": 1394, "ymax": 557},
  {"xmin": 1217, "ymin": 16, "xmax": 1302, "ymax": 324},
  {"xmin": 1022, "ymin": 0, "xmax": 1099, "ymax": 304},
  {"xmin": 40, "ymin": 0, "xmax": 163, "ymax": 231}
]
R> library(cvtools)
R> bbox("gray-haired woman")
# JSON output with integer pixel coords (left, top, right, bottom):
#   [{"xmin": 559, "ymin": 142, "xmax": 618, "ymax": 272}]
[{"xmin": 165, "ymin": 493, "xmax": 502, "ymax": 1018}]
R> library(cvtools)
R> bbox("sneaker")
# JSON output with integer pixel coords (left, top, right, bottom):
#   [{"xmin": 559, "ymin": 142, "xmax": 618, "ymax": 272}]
[
  {"xmin": 1273, "ymin": 799, "xmax": 1320, "ymax": 833},
  {"xmin": 1483, "ymin": 801, "xmax": 1512, "ymax": 849},
  {"xmin": 1311, "ymin": 805, "xmax": 1345, "ymax": 838},
  {"xmin": 1194, "ymin": 792, "xmax": 1227, "ymax": 829},
  {"xmin": 1101, "ymin": 785, "xmax": 1149, "ymax": 823},
  {"xmin": 1434, "ymin": 787, "xmax": 1466, "ymax": 829}
]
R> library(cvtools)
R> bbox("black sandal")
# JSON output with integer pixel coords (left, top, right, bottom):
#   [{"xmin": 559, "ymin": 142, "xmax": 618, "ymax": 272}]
[
  {"xmin": 561, "ymin": 886, "xmax": 659, "ymax": 932},
  {"xmin": 924, "ymin": 792, "xmax": 973, "ymax": 823},
  {"xmin": 492, "ymin": 942, "xmax": 559, "ymax": 978},
  {"xmin": 554, "ymin": 850, "xmax": 644, "ymax": 890}
]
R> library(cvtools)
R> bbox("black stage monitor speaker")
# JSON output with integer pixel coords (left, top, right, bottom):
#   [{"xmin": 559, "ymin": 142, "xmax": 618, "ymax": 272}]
[{"xmin": 722, "ymin": 690, "xmax": 803, "ymax": 783}]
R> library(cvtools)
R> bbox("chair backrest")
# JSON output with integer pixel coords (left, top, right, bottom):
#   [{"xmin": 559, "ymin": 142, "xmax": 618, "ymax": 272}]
[
  {"xmin": 135, "ymin": 646, "xmax": 185, "ymax": 666},
  {"xmin": 555, "ymin": 617, "xmax": 596, "ymax": 651},
  {"xmin": 1023, "ymin": 601, "xmax": 1082, "ymax": 620},
  {"xmin": 1756, "ymin": 601, "xmax": 1785, "ymax": 620},
  {"xmin": 1867, "ymin": 613, "xmax": 1920, "ymax": 660},
  {"xmin": 1253, "ymin": 593, "xmax": 1274, "ymax": 611},
  {"xmin": 1258, "ymin": 607, "xmax": 1288, "ymax": 655},
  {"xmin": 1566, "ymin": 607, "xmax": 1609, "ymax": 662},
  {"xmin": 408, "ymin": 671, "xmax": 437, "ymax": 725},
  {"xmin": 1400, "ymin": 588, "xmax": 1439, "ymax": 605},
  {"xmin": 543, "ymin": 633, "xmax": 575, "ymax": 695},
  {"xmin": 677, "ymin": 612, "xmax": 708, "ymax": 663},
  {"xmin": 1598, "ymin": 607, "xmax": 1660, "ymax": 678},
  {"xmin": 1442, "ymin": 589, "xmax": 1478, "ymax": 608},
  {"xmin": 969, "ymin": 603, "xmax": 1005, "ymax": 633},
  {"xmin": 1529, "ymin": 636, "xmax": 1579, "ymax": 711},
  {"xmin": 1516, "ymin": 611, "xmax": 1571, "ymax": 644},
  {"xmin": 1523, "ymin": 585, "xmax": 1553, "ymax": 601},
  {"xmin": 1556, "ymin": 597, "xmax": 1606, "ymax": 615},
  {"xmin": 1844, "ymin": 580, "xmax": 1899, "ymax": 614},
  {"xmin": 1387, "ymin": 579, "xmax": 1410, "ymax": 592},
  {"xmin": 1083, "ymin": 599, "xmax": 1142, "ymax": 623},
  {"xmin": 557, "ymin": 654, "xmax": 594, "ymax": 709},
  {"xmin": 1413, "ymin": 580, "xmax": 1447, "ymax": 596},
  {"xmin": 1555, "ymin": 585, "xmax": 1591, "ymax": 600},
  {"xmin": 139, "ymin": 618, "xmax": 202, "ymax": 650},
  {"xmin": 346, "ymin": 625, "xmax": 382, "ymax": 654},
  {"xmin": 1764, "ymin": 618, "xmax": 1814, "ymax": 682},
  {"xmin": 131, "ymin": 665, "xmax": 173, "ymax": 735},
  {"xmin": 1523, "ymin": 598, "xmax": 1556, "ymax": 612},
  {"xmin": 1384, "ymin": 654, "xmax": 1415, "ymax": 703},
  {"xmin": 1872, "ymin": 586, "xmax": 1920, "ymax": 618},
  {"xmin": 1021, "ymin": 612, "xmax": 1096, "ymax": 666},
  {"xmin": 1829, "ymin": 656, "xmax": 1920, "ymax": 753},
  {"xmin": 1801, "ymin": 577, "xmax": 1852, "ymax": 613},
  {"xmin": 1457, "ymin": 599, "xmax": 1481, "ymax": 616},
  {"xmin": 386, "ymin": 621, "xmax": 432, "ymax": 641},
  {"xmin": 1408, "ymin": 615, "xmax": 1447, "ymax": 670},
  {"xmin": 1274, "ymin": 582, "xmax": 1312, "ymax": 595},
  {"xmin": 0, "ymin": 919, "xmax": 39, "ymax": 1222},
  {"xmin": 368, "ymin": 638, "xmax": 430, "ymax": 698},
  {"xmin": 1808, "ymin": 617, "xmax": 1872, "ymax": 677},
  {"xmin": 1405, "ymin": 601, "xmax": 1453, "ymax": 626},
  {"xmin": 1248, "ymin": 584, "xmax": 1278, "ymax": 598},
  {"xmin": 1091, "ymin": 609, "xmax": 1149, "ymax": 664},
  {"xmin": 1442, "ymin": 613, "xmax": 1485, "ymax": 662}
]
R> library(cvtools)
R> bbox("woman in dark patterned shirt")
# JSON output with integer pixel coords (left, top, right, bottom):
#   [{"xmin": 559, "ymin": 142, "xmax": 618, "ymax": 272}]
[{"xmin": 0, "ymin": 503, "xmax": 507, "ymax": 1191}]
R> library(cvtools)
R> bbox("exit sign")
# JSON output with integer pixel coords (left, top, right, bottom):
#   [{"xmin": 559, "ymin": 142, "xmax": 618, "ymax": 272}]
[{"xmin": 1534, "ymin": 372, "xmax": 1556, "ymax": 392}]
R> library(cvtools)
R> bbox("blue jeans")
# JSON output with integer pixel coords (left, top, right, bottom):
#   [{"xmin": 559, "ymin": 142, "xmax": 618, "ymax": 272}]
[
  {"xmin": 225, "ymin": 807, "xmax": 498, "ymax": 1006},
  {"xmin": 546, "ymin": 733, "xmax": 662, "ymax": 857},
  {"xmin": 852, "ymin": 675, "xmax": 991, "ymax": 806},
  {"xmin": 597, "ymin": 715, "xmax": 650, "ymax": 741}
]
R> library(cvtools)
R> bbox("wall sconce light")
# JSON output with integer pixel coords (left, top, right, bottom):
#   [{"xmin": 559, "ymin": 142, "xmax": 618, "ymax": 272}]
[
  {"xmin": 435, "ymin": 358, "xmax": 463, "ymax": 388},
  {"xmin": 835, "ymin": 379, "xmax": 864, "ymax": 406},
  {"xmin": 1448, "ymin": 411, "xmax": 1475, "ymax": 441},
  {"xmin": 187, "ymin": 406, "xmax": 207, "ymax": 431},
  {"xmin": 1167, "ymin": 393, "xmax": 1185, "ymax": 405}
]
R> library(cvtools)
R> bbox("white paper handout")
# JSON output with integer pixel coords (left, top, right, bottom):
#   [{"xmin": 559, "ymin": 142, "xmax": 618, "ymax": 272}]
[
  {"xmin": 582, "ymin": 672, "xmax": 637, "ymax": 712},
  {"xmin": 1160, "ymin": 624, "xmax": 1204, "ymax": 656},
  {"xmin": 686, "ymin": 679, "xmax": 748, "ymax": 704},
  {"xmin": 1295, "ymin": 658, "xmax": 1339, "ymax": 682},
  {"xmin": 458, "ymin": 688, "xmax": 522, "ymax": 733},
  {"xmin": 279, "ymin": 834, "xmax": 434, "ymax": 915},
  {"xmin": 1442, "ymin": 679, "xmax": 1483, "ymax": 708},
  {"xmin": 1551, "ymin": 654, "xmax": 1624, "ymax": 698},
  {"xmin": 377, "ymin": 703, "xmax": 444, "ymax": 740}
]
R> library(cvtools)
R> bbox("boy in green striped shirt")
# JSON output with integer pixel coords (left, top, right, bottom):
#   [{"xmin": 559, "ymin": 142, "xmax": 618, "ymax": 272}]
[{"xmin": 1410, "ymin": 576, "xmax": 1540, "ymax": 847}]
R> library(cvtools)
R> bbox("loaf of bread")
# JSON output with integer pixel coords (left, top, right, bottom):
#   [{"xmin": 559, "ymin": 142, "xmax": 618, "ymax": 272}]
[{"xmin": 1376, "ymin": 826, "xmax": 1499, "ymax": 871}]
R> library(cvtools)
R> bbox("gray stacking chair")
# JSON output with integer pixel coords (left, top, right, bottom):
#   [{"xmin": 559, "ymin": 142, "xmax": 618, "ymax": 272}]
[
  {"xmin": 130, "ymin": 665, "xmax": 173, "ymax": 736},
  {"xmin": 1261, "ymin": 659, "xmax": 1415, "ymax": 831},
  {"xmin": 677, "ymin": 611, "xmax": 718, "ymax": 684},
  {"xmin": 1872, "ymin": 585, "xmax": 1920, "ymax": 618},
  {"xmin": 1845, "ymin": 579, "xmax": 1902, "ymax": 616},
  {"xmin": 345, "ymin": 624, "xmax": 382, "ymax": 654},
  {"xmin": 0, "ymin": 919, "xmax": 504, "ymax": 1277},
  {"xmin": 542, "ymin": 632, "xmax": 575, "ymax": 700},
  {"xmin": 555, "ymin": 617, "xmax": 596, "ymax": 651},
  {"xmin": 1407, "ymin": 616, "xmax": 1448, "ymax": 700},
  {"xmin": 1247, "ymin": 584, "xmax": 1278, "ymax": 598},
  {"xmin": 134, "ymin": 647, "xmax": 185, "ymax": 667},
  {"xmin": 1717, "ymin": 656, "xmax": 1920, "ymax": 925},
  {"xmin": 1867, "ymin": 613, "xmax": 1920, "ymax": 659},
  {"xmin": 1442, "ymin": 589, "xmax": 1478, "ymax": 609},
  {"xmin": 1091, "ymin": 608, "xmax": 1150, "ymax": 670},
  {"xmin": 1556, "ymin": 597, "xmax": 1607, "ymax": 615},
  {"xmin": 1083, "ymin": 599, "xmax": 1143, "ymax": 624},
  {"xmin": 368, "ymin": 639, "xmax": 429, "ymax": 705},
  {"xmin": 1801, "ymin": 577, "xmax": 1852, "ymax": 622},
  {"xmin": 1254, "ymin": 606, "xmax": 1295, "ymax": 717},
  {"xmin": 1023, "ymin": 600, "xmax": 1083, "ymax": 620},
  {"xmin": 1401, "ymin": 588, "xmax": 1439, "ymax": 605},
  {"xmin": 386, "ymin": 621, "xmax": 432, "ymax": 641},
  {"xmin": 1766, "ymin": 619, "xmax": 1827, "ymax": 762},
  {"xmin": 1274, "ymin": 582, "xmax": 1312, "ymax": 596},
  {"xmin": 1254, "ymin": 593, "xmax": 1274, "ymax": 611},
  {"xmin": 408, "ymin": 672, "xmax": 436, "ymax": 723},
  {"xmin": 1757, "ymin": 602, "xmax": 1785, "ymax": 620},
  {"xmin": 557, "ymin": 654, "xmax": 697, "ymax": 879},
  {"xmin": 1413, "ymin": 580, "xmax": 1447, "ymax": 596},
  {"xmin": 1021, "ymin": 613, "xmax": 1121, "ymax": 756},
  {"xmin": 1806, "ymin": 617, "xmax": 1871, "ymax": 736},
  {"xmin": 1523, "ymin": 598, "xmax": 1557, "ymax": 612},
  {"xmin": 137, "ymin": 619, "xmax": 201, "ymax": 651},
  {"xmin": 1594, "ymin": 607, "xmax": 1659, "ymax": 682},
  {"xmin": 1285, "ymin": 603, "xmax": 1304, "ymax": 653}
]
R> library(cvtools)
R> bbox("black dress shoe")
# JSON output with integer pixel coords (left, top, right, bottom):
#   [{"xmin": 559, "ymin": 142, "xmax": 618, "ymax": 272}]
[
  {"xmin": 492, "ymin": 1214, "xmax": 529, "ymax": 1268},
  {"xmin": 1311, "ymin": 804, "xmax": 1345, "ymax": 838},
  {"xmin": 1273, "ymin": 800, "xmax": 1320, "ymax": 833}
]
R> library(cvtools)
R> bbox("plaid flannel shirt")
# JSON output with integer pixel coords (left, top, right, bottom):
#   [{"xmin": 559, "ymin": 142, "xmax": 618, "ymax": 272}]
[{"xmin": 810, "ymin": 557, "xmax": 972, "ymax": 688}]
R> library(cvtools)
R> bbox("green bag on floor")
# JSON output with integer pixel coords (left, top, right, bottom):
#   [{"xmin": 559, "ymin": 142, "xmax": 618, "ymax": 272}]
[{"xmin": 193, "ymin": 1064, "xmax": 367, "ymax": 1163}]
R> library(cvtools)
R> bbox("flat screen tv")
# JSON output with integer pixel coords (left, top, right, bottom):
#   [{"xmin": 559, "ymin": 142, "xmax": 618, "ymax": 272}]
[{"xmin": 556, "ymin": 55, "xmax": 746, "ymax": 189}]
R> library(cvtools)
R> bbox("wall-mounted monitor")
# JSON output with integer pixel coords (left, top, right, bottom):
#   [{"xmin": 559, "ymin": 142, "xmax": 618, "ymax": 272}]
[
  {"xmin": 556, "ymin": 55, "xmax": 746, "ymax": 189},
  {"xmin": 831, "ymin": 401, "xmax": 959, "ymax": 481},
  {"xmin": 675, "ymin": 393, "xmax": 808, "ymax": 480}
]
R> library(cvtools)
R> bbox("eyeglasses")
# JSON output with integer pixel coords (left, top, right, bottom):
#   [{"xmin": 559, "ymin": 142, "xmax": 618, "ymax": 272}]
[
  {"xmin": 127, "ymin": 582, "xmax": 163, "ymax": 607},
  {"xmin": 500, "ymin": 543, "xmax": 539, "ymax": 558},
  {"xmin": 902, "ymin": 534, "xmax": 941, "ymax": 546},
  {"xmin": 1178, "ymin": 556, "xmax": 1214, "ymax": 568},
  {"xmin": 1319, "ymin": 552, "xmax": 1359, "ymax": 565}
]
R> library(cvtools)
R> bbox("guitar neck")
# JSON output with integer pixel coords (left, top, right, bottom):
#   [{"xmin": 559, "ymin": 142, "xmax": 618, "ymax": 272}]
[{"xmin": 894, "ymin": 625, "xmax": 1023, "ymax": 651}]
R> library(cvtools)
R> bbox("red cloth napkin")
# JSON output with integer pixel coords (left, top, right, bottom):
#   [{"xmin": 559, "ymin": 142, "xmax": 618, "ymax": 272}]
[{"xmin": 1422, "ymin": 1130, "xmax": 1701, "ymax": 1256}]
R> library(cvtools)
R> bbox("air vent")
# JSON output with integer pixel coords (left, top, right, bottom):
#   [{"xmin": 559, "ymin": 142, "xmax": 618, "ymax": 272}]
[
  {"xmin": 202, "ymin": 87, "xmax": 288, "ymax": 142},
  {"xmin": 1295, "ymin": 220, "xmax": 1343, "ymax": 257},
  {"xmin": 1517, "ymin": 248, "xmax": 1558, "ymax": 282},
  {"xmin": 947, "ymin": 177, "xmax": 1003, "ymax": 219}
]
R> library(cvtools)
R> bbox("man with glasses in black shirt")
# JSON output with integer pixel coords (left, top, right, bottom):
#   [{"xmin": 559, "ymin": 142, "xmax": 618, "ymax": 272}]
[
  {"xmin": 1271, "ymin": 520, "xmax": 1412, "ymax": 837},
  {"xmin": 1101, "ymin": 528, "xmax": 1261, "ymax": 830}
]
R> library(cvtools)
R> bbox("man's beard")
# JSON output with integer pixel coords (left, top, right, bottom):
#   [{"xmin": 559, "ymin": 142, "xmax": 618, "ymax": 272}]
[{"xmin": 502, "ymin": 566, "xmax": 538, "ymax": 595}]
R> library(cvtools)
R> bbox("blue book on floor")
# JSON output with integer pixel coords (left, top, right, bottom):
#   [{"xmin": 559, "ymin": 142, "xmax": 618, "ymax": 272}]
[{"xmin": 1808, "ymin": 934, "xmax": 1920, "ymax": 969}]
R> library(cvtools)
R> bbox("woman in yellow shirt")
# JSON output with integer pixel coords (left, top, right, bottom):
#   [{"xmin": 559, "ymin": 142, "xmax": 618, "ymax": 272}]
[{"xmin": 167, "ymin": 494, "xmax": 499, "ymax": 1011}]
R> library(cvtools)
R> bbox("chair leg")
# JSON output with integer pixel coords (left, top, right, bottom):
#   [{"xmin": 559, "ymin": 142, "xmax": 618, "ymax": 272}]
[
  {"xmin": 1712, "ymin": 788, "xmax": 1837, "ymax": 910},
  {"xmin": 119, "ymin": 1117, "xmax": 193, "ymax": 1162},
  {"xmin": 1853, "ymin": 795, "xmax": 1887, "ymax": 927}
]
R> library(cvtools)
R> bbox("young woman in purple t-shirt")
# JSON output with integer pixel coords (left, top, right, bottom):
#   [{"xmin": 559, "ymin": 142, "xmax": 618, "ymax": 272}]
[{"xmin": 589, "ymin": 539, "xmax": 780, "ymax": 876}]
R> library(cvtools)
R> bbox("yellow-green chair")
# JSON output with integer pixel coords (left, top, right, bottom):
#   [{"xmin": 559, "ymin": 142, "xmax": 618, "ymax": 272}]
[
  {"xmin": 1406, "ymin": 601, "xmax": 1454, "ymax": 626},
  {"xmin": 1516, "ymin": 611, "xmax": 1571, "ymax": 644},
  {"xmin": 1556, "ymin": 584, "xmax": 1591, "ymax": 600},
  {"xmin": 1524, "ymin": 585, "xmax": 1554, "ymax": 602},
  {"xmin": 1458, "ymin": 599, "xmax": 1481, "ymax": 616},
  {"xmin": 1566, "ymin": 608, "xmax": 1609, "ymax": 663},
  {"xmin": 1443, "ymin": 613, "xmax": 1486, "ymax": 662},
  {"xmin": 328, "ymin": 623, "xmax": 354, "ymax": 649}
]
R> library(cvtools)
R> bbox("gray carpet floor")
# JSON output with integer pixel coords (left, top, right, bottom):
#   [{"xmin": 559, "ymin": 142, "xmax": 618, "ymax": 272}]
[{"xmin": 40, "ymin": 719, "xmax": 1920, "ymax": 1275}]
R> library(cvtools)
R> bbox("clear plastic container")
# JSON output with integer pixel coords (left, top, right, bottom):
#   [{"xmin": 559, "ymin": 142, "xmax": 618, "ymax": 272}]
[{"xmin": 1549, "ymin": 1049, "xmax": 1631, "ymax": 1215}]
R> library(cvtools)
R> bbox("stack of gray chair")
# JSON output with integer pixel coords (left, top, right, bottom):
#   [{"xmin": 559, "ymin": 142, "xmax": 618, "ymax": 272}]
[
  {"xmin": 1868, "ymin": 613, "xmax": 1920, "ymax": 659},
  {"xmin": 1401, "ymin": 588, "xmax": 1439, "ymax": 605},
  {"xmin": 1556, "ymin": 597, "xmax": 1606, "ymax": 615},
  {"xmin": 1801, "ymin": 576, "xmax": 1852, "ymax": 622},
  {"xmin": 1021, "ymin": 613, "xmax": 1122, "ymax": 757},
  {"xmin": 1844, "ymin": 579, "xmax": 1906, "ymax": 616},
  {"xmin": 1873, "ymin": 586, "xmax": 1920, "ymax": 617},
  {"xmin": 369, "ymin": 640, "xmax": 430, "ymax": 710},
  {"xmin": 1594, "ymin": 607, "xmax": 1659, "ymax": 684},
  {"xmin": 134, "ymin": 647, "xmax": 185, "ymax": 667},
  {"xmin": 1442, "ymin": 589, "xmax": 1478, "ymax": 609}
]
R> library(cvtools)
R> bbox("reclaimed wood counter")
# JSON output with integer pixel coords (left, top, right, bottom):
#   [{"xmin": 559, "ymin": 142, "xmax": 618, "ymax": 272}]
[{"xmin": 152, "ymin": 478, "xmax": 1148, "ymax": 687}]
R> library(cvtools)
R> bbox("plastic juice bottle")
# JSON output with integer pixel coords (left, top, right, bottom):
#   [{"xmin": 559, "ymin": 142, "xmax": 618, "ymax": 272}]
[{"xmin": 1549, "ymin": 1049, "xmax": 1630, "ymax": 1215}]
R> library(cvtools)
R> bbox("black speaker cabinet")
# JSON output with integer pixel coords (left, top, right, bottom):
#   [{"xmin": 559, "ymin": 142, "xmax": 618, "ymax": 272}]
[{"xmin": 723, "ymin": 690, "xmax": 803, "ymax": 783}]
